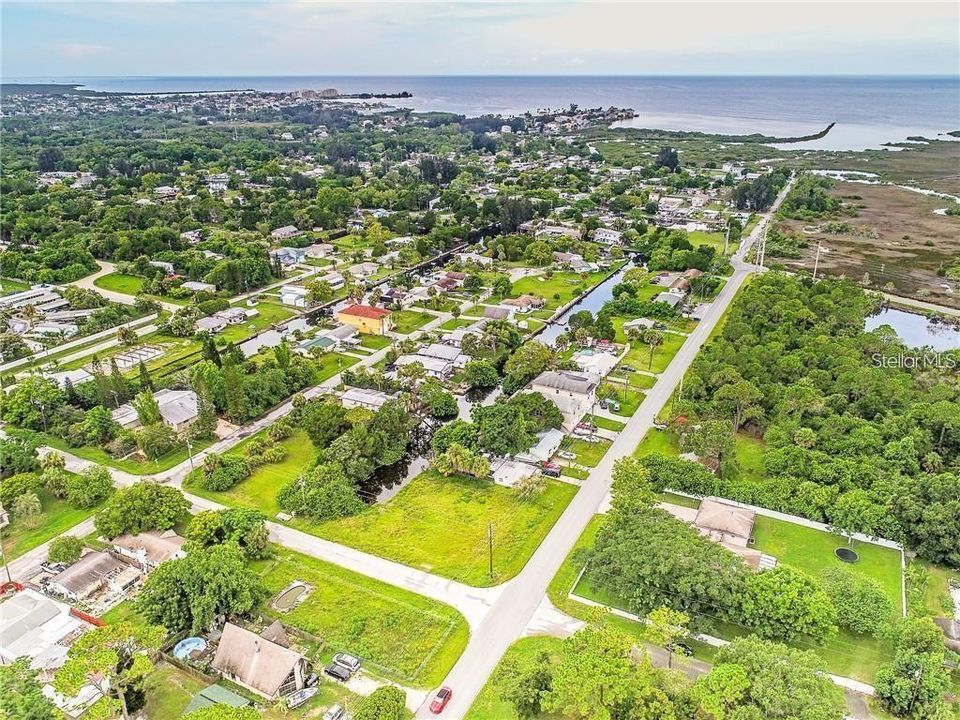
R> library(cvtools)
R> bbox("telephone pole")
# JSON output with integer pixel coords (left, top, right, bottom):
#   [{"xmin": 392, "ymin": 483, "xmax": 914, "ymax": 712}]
[
  {"xmin": 487, "ymin": 522, "xmax": 494, "ymax": 580},
  {"xmin": 812, "ymin": 241, "xmax": 823, "ymax": 280}
]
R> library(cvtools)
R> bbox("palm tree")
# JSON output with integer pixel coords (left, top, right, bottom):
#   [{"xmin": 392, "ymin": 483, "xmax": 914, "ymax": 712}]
[{"xmin": 642, "ymin": 330, "xmax": 664, "ymax": 370}]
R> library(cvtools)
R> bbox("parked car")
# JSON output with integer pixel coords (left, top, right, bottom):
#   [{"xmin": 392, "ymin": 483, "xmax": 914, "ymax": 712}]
[
  {"xmin": 557, "ymin": 450, "xmax": 577, "ymax": 460},
  {"xmin": 669, "ymin": 642, "xmax": 694, "ymax": 657},
  {"xmin": 603, "ymin": 399, "xmax": 621, "ymax": 412},
  {"xmin": 333, "ymin": 652, "xmax": 361, "ymax": 673},
  {"xmin": 430, "ymin": 687, "xmax": 453, "ymax": 714},
  {"xmin": 619, "ymin": 364, "xmax": 636, "ymax": 373},
  {"xmin": 572, "ymin": 425, "xmax": 592, "ymax": 436},
  {"xmin": 581, "ymin": 434, "xmax": 601, "ymax": 443},
  {"xmin": 322, "ymin": 703, "xmax": 345, "ymax": 720},
  {"xmin": 324, "ymin": 663, "xmax": 351, "ymax": 682},
  {"xmin": 653, "ymin": 322, "xmax": 667, "ymax": 330},
  {"xmin": 577, "ymin": 420, "xmax": 596, "ymax": 431},
  {"xmin": 542, "ymin": 464, "xmax": 561, "ymax": 478}
]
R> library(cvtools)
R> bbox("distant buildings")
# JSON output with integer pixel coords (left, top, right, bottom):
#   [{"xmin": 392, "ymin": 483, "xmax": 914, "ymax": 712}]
[{"xmin": 271, "ymin": 225, "xmax": 302, "ymax": 241}]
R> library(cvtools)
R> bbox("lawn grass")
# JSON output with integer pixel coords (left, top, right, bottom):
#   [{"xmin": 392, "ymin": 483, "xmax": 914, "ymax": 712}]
[
  {"xmin": 255, "ymin": 545, "xmax": 468, "ymax": 688},
  {"xmin": 0, "ymin": 486, "xmax": 95, "ymax": 560},
  {"xmin": 465, "ymin": 636, "xmax": 564, "ymax": 720},
  {"xmin": 560, "ymin": 436, "xmax": 612, "ymax": 468},
  {"xmin": 0, "ymin": 277, "xmax": 30, "ymax": 293},
  {"xmin": 632, "ymin": 427, "xmax": 681, "ymax": 457},
  {"xmin": 314, "ymin": 471, "xmax": 578, "ymax": 586},
  {"xmin": 510, "ymin": 269, "xmax": 612, "ymax": 311},
  {"xmin": 184, "ymin": 429, "xmax": 318, "ymax": 518},
  {"xmin": 358, "ymin": 333, "xmax": 393, "ymax": 350},
  {"xmin": 597, "ymin": 382, "xmax": 645, "ymax": 417},
  {"xmin": 439, "ymin": 318, "xmax": 473, "ymax": 331},
  {"xmin": 94, "ymin": 272, "xmax": 145, "ymax": 295},
  {"xmin": 142, "ymin": 662, "xmax": 207, "ymax": 719},
  {"xmin": 561, "ymin": 466, "xmax": 589, "ymax": 481},
  {"xmin": 100, "ymin": 599, "xmax": 150, "ymax": 630},
  {"xmin": 220, "ymin": 301, "xmax": 294, "ymax": 344},
  {"xmin": 609, "ymin": 369, "xmax": 658, "ymax": 390},
  {"xmin": 26, "ymin": 429, "xmax": 216, "ymax": 475},
  {"xmin": 392, "ymin": 309, "xmax": 435, "ymax": 334},
  {"xmin": 622, "ymin": 331, "xmax": 686, "ymax": 374},
  {"xmin": 659, "ymin": 491, "xmax": 702, "ymax": 509},
  {"xmin": 583, "ymin": 414, "xmax": 625, "ymax": 432}
]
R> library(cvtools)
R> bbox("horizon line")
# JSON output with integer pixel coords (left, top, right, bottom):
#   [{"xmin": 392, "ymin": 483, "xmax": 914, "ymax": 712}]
[{"xmin": 4, "ymin": 73, "xmax": 958, "ymax": 81}]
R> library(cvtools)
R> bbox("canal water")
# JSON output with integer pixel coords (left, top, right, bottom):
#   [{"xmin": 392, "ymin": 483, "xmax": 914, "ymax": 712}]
[
  {"xmin": 865, "ymin": 307, "xmax": 960, "ymax": 352},
  {"xmin": 537, "ymin": 264, "xmax": 633, "ymax": 346}
]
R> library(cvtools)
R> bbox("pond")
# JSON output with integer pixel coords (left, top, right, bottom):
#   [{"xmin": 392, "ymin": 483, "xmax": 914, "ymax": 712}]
[
  {"xmin": 537, "ymin": 262, "xmax": 637, "ymax": 346},
  {"xmin": 864, "ymin": 307, "xmax": 960, "ymax": 352}
]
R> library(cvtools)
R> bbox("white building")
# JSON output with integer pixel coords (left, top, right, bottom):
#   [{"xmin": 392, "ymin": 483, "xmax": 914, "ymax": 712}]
[
  {"xmin": 594, "ymin": 228, "xmax": 623, "ymax": 245},
  {"xmin": 112, "ymin": 389, "xmax": 199, "ymax": 432},
  {"xmin": 528, "ymin": 370, "xmax": 601, "ymax": 431},
  {"xmin": 271, "ymin": 225, "xmax": 302, "ymax": 240},
  {"xmin": 340, "ymin": 387, "xmax": 395, "ymax": 411},
  {"xmin": 279, "ymin": 285, "xmax": 309, "ymax": 308}
]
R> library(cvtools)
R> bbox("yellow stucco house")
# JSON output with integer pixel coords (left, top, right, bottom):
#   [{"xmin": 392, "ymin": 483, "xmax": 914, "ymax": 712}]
[{"xmin": 336, "ymin": 304, "xmax": 393, "ymax": 335}]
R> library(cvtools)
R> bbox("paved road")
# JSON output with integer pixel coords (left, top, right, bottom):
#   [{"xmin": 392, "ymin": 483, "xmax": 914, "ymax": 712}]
[
  {"xmin": 69, "ymin": 260, "xmax": 183, "ymax": 314},
  {"xmin": 416, "ymin": 177, "xmax": 796, "ymax": 719},
  {"xmin": 880, "ymin": 291, "xmax": 960, "ymax": 318}
]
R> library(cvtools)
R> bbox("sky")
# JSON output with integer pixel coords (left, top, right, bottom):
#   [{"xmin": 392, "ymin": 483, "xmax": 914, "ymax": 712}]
[{"xmin": 2, "ymin": 1, "xmax": 958, "ymax": 78}]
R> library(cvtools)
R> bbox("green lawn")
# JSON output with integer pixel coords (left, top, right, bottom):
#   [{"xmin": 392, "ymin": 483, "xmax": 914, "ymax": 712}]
[
  {"xmin": 220, "ymin": 301, "xmax": 294, "ymax": 344},
  {"xmin": 142, "ymin": 662, "xmax": 207, "ymax": 719},
  {"xmin": 583, "ymin": 414, "xmax": 625, "ymax": 432},
  {"xmin": 687, "ymin": 230, "xmax": 730, "ymax": 254},
  {"xmin": 659, "ymin": 491, "xmax": 702, "ymax": 509},
  {"xmin": 466, "ymin": 636, "xmax": 564, "ymax": 720},
  {"xmin": 359, "ymin": 333, "xmax": 393, "ymax": 350},
  {"xmin": 392, "ymin": 310, "xmax": 435, "ymax": 334},
  {"xmin": 0, "ymin": 486, "xmax": 96, "ymax": 560},
  {"xmin": 184, "ymin": 429, "xmax": 318, "ymax": 518},
  {"xmin": 559, "ymin": 436, "xmax": 612, "ymax": 468},
  {"xmin": 510, "ymin": 269, "xmax": 613, "ymax": 311},
  {"xmin": 314, "ymin": 471, "xmax": 578, "ymax": 586},
  {"xmin": 622, "ymin": 331, "xmax": 686, "ymax": 374},
  {"xmin": 597, "ymin": 382, "xmax": 645, "ymax": 417},
  {"xmin": 23, "ymin": 429, "xmax": 215, "ymax": 475},
  {"xmin": 440, "ymin": 318, "xmax": 473, "ymax": 331},
  {"xmin": 0, "ymin": 277, "xmax": 30, "ymax": 293},
  {"xmin": 94, "ymin": 272, "xmax": 145, "ymax": 295},
  {"xmin": 255, "ymin": 545, "xmax": 468, "ymax": 688},
  {"xmin": 609, "ymin": 368, "xmax": 658, "ymax": 391},
  {"xmin": 414, "ymin": 298, "xmax": 459, "ymax": 313},
  {"xmin": 632, "ymin": 427, "xmax": 681, "ymax": 457},
  {"xmin": 313, "ymin": 351, "xmax": 360, "ymax": 381}
]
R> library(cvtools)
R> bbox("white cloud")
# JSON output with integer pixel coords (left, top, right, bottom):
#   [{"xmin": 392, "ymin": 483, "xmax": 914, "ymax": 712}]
[{"xmin": 57, "ymin": 42, "xmax": 111, "ymax": 59}]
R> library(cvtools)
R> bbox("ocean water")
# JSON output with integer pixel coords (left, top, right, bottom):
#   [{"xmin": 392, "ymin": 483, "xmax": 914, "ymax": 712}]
[{"xmin": 7, "ymin": 75, "xmax": 959, "ymax": 151}]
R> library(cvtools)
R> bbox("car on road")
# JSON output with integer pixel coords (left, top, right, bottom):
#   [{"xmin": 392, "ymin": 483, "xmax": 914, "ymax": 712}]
[
  {"xmin": 322, "ymin": 704, "xmax": 345, "ymax": 720},
  {"xmin": 430, "ymin": 687, "xmax": 453, "ymax": 714},
  {"xmin": 333, "ymin": 652, "xmax": 362, "ymax": 673},
  {"xmin": 557, "ymin": 450, "xmax": 577, "ymax": 460},
  {"xmin": 324, "ymin": 662, "xmax": 351, "ymax": 682},
  {"xmin": 669, "ymin": 641, "xmax": 694, "ymax": 657}
]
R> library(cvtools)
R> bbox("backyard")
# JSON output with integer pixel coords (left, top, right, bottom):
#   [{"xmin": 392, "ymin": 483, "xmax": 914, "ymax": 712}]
[
  {"xmin": 392, "ymin": 309, "xmax": 436, "ymax": 334},
  {"xmin": 314, "ymin": 471, "xmax": 579, "ymax": 586},
  {"xmin": 255, "ymin": 545, "xmax": 469, "ymax": 687},
  {"xmin": 510, "ymin": 268, "xmax": 614, "ymax": 313},
  {"xmin": 0, "ymin": 485, "xmax": 97, "ymax": 560}
]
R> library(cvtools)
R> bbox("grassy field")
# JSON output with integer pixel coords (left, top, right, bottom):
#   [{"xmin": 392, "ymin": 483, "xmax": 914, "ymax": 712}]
[
  {"xmin": 220, "ymin": 301, "xmax": 294, "ymax": 343},
  {"xmin": 597, "ymin": 382, "xmax": 645, "ymax": 417},
  {"xmin": 0, "ymin": 486, "xmax": 96, "ymax": 560},
  {"xmin": 94, "ymin": 272, "xmax": 145, "ymax": 295},
  {"xmin": 256, "ymin": 545, "xmax": 468, "ymax": 688},
  {"xmin": 359, "ymin": 333, "xmax": 393, "ymax": 350},
  {"xmin": 510, "ymin": 269, "xmax": 613, "ymax": 311},
  {"xmin": 392, "ymin": 309, "xmax": 435, "ymax": 334},
  {"xmin": 560, "ymin": 436, "xmax": 612, "ymax": 468},
  {"xmin": 465, "ymin": 636, "xmax": 564, "ymax": 720},
  {"xmin": 439, "ymin": 317, "xmax": 474, "ymax": 331},
  {"xmin": 315, "ymin": 471, "xmax": 578, "ymax": 586},
  {"xmin": 0, "ymin": 277, "xmax": 30, "ymax": 293},
  {"xmin": 141, "ymin": 662, "xmax": 207, "ymax": 719},
  {"xmin": 184, "ymin": 429, "xmax": 317, "ymax": 517},
  {"xmin": 622, "ymin": 331, "xmax": 687, "ymax": 374},
  {"xmin": 583, "ymin": 414, "xmax": 625, "ymax": 432}
]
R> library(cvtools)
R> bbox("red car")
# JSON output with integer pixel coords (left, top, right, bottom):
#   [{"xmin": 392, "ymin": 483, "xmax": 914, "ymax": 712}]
[{"xmin": 430, "ymin": 687, "xmax": 452, "ymax": 714}]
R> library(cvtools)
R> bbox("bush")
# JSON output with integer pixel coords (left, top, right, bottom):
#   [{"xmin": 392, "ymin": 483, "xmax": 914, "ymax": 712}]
[
  {"xmin": 277, "ymin": 463, "xmax": 364, "ymax": 521},
  {"xmin": 353, "ymin": 686, "xmax": 407, "ymax": 720},
  {"xmin": 94, "ymin": 482, "xmax": 191, "ymax": 539},
  {"xmin": 66, "ymin": 466, "xmax": 113, "ymax": 509},
  {"xmin": 107, "ymin": 431, "xmax": 138, "ymax": 458},
  {"xmin": 135, "ymin": 423, "xmax": 179, "ymax": 460},
  {"xmin": 48, "ymin": 536, "xmax": 84, "ymax": 565},
  {"xmin": 267, "ymin": 419, "xmax": 294, "ymax": 442},
  {"xmin": 0, "ymin": 472, "xmax": 40, "ymax": 507},
  {"xmin": 200, "ymin": 454, "xmax": 251, "ymax": 491},
  {"xmin": 821, "ymin": 568, "xmax": 893, "ymax": 636}
]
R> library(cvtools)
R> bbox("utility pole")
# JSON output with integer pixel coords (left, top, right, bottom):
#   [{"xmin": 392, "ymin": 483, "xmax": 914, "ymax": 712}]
[
  {"xmin": 487, "ymin": 522, "xmax": 494, "ymax": 580},
  {"xmin": 812, "ymin": 241, "xmax": 824, "ymax": 280},
  {"xmin": 723, "ymin": 222, "xmax": 731, "ymax": 256}
]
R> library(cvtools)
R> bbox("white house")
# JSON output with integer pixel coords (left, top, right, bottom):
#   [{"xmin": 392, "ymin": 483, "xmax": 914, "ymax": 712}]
[
  {"xmin": 594, "ymin": 228, "xmax": 623, "ymax": 245},
  {"xmin": 195, "ymin": 315, "xmax": 227, "ymax": 334},
  {"xmin": 304, "ymin": 243, "xmax": 335, "ymax": 259},
  {"xmin": 181, "ymin": 281, "xmax": 217, "ymax": 293},
  {"xmin": 348, "ymin": 262, "xmax": 379, "ymax": 278},
  {"xmin": 112, "ymin": 389, "xmax": 199, "ymax": 432},
  {"xmin": 111, "ymin": 530, "xmax": 186, "ymax": 571},
  {"xmin": 528, "ymin": 370, "xmax": 601, "ymax": 431},
  {"xmin": 279, "ymin": 285, "xmax": 309, "ymax": 308},
  {"xmin": 394, "ymin": 354, "xmax": 452, "ymax": 378},
  {"xmin": 269, "ymin": 247, "xmax": 306, "ymax": 267},
  {"xmin": 271, "ymin": 225, "xmax": 302, "ymax": 240},
  {"xmin": 340, "ymin": 387, "xmax": 395, "ymax": 411}
]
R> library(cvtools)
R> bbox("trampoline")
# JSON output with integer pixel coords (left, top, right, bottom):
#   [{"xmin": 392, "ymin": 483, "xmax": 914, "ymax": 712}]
[{"xmin": 834, "ymin": 547, "xmax": 859, "ymax": 563}]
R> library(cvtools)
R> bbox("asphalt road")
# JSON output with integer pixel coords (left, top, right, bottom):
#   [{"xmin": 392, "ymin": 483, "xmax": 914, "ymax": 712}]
[{"xmin": 416, "ymin": 177, "xmax": 797, "ymax": 719}]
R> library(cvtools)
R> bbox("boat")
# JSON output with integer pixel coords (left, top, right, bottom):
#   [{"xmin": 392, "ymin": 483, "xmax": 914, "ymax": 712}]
[{"xmin": 286, "ymin": 686, "xmax": 318, "ymax": 709}]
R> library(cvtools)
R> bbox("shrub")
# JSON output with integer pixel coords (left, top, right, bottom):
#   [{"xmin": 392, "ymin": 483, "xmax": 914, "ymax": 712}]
[
  {"xmin": 821, "ymin": 568, "xmax": 893, "ymax": 636},
  {"xmin": 107, "ymin": 431, "xmax": 138, "ymax": 459},
  {"xmin": 0, "ymin": 472, "xmax": 40, "ymax": 507},
  {"xmin": 267, "ymin": 419, "xmax": 294, "ymax": 442},
  {"xmin": 66, "ymin": 466, "xmax": 113, "ymax": 509},
  {"xmin": 135, "ymin": 423, "xmax": 179, "ymax": 460},
  {"xmin": 200, "ymin": 454, "xmax": 251, "ymax": 491},
  {"xmin": 94, "ymin": 482, "xmax": 190, "ymax": 539},
  {"xmin": 48, "ymin": 536, "xmax": 84, "ymax": 565},
  {"xmin": 277, "ymin": 463, "xmax": 364, "ymax": 521}
]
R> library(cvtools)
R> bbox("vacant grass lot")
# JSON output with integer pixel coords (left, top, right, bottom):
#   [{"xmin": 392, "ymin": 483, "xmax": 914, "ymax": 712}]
[
  {"xmin": 358, "ymin": 333, "xmax": 393, "ymax": 350},
  {"xmin": 0, "ymin": 485, "xmax": 96, "ymax": 560},
  {"xmin": 185, "ymin": 429, "xmax": 318, "ymax": 517},
  {"xmin": 466, "ymin": 636, "xmax": 564, "ymax": 720},
  {"xmin": 560, "ymin": 436, "xmax": 612, "ymax": 468},
  {"xmin": 597, "ymin": 382, "xmax": 645, "ymax": 417},
  {"xmin": 93, "ymin": 272, "xmax": 145, "ymax": 295},
  {"xmin": 256, "ymin": 545, "xmax": 468, "ymax": 688},
  {"xmin": 510, "ymin": 269, "xmax": 612, "ymax": 311},
  {"xmin": 392, "ymin": 309, "xmax": 435, "ymax": 334},
  {"xmin": 0, "ymin": 277, "xmax": 30, "ymax": 293},
  {"xmin": 316, "ymin": 471, "xmax": 578, "ymax": 586},
  {"xmin": 439, "ymin": 317, "xmax": 474, "ymax": 331},
  {"xmin": 220, "ymin": 301, "xmax": 294, "ymax": 343},
  {"xmin": 622, "ymin": 331, "xmax": 687, "ymax": 374},
  {"xmin": 142, "ymin": 662, "xmax": 207, "ymax": 719}
]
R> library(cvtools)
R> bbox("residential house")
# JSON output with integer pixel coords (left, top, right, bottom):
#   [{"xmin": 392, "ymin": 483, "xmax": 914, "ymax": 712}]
[
  {"xmin": 337, "ymin": 304, "xmax": 392, "ymax": 335},
  {"xmin": 304, "ymin": 243, "xmax": 335, "ymax": 259},
  {"xmin": 536, "ymin": 225, "xmax": 581, "ymax": 240},
  {"xmin": 394, "ymin": 354, "xmax": 452, "ymax": 378},
  {"xmin": 111, "ymin": 530, "xmax": 186, "ymax": 571},
  {"xmin": 661, "ymin": 497, "xmax": 773, "ymax": 570},
  {"xmin": 502, "ymin": 294, "xmax": 544, "ymax": 313},
  {"xmin": 593, "ymin": 228, "xmax": 623, "ymax": 245},
  {"xmin": 279, "ymin": 285, "xmax": 309, "ymax": 308},
  {"xmin": 195, "ymin": 316, "xmax": 227, "ymax": 334},
  {"xmin": 340, "ymin": 387, "xmax": 395, "ymax": 411},
  {"xmin": 181, "ymin": 281, "xmax": 217, "ymax": 293},
  {"xmin": 148, "ymin": 260, "xmax": 175, "ymax": 276},
  {"xmin": 515, "ymin": 428, "xmax": 566, "ymax": 465},
  {"xmin": 528, "ymin": 370, "xmax": 601, "ymax": 431},
  {"xmin": 212, "ymin": 622, "xmax": 310, "ymax": 700},
  {"xmin": 269, "ymin": 247, "xmax": 306, "ymax": 268},
  {"xmin": 318, "ymin": 271, "xmax": 345, "ymax": 291},
  {"xmin": 456, "ymin": 252, "xmax": 494, "ymax": 267},
  {"xmin": 482, "ymin": 305, "xmax": 515, "ymax": 322},
  {"xmin": 653, "ymin": 292, "xmax": 684, "ymax": 309},
  {"xmin": 444, "ymin": 271, "xmax": 467, "ymax": 287},
  {"xmin": 419, "ymin": 342, "xmax": 467, "ymax": 368},
  {"xmin": 181, "ymin": 230, "xmax": 203, "ymax": 244},
  {"xmin": 271, "ymin": 225, "xmax": 302, "ymax": 241},
  {"xmin": 46, "ymin": 551, "xmax": 140, "ymax": 603},
  {"xmin": 347, "ymin": 262, "xmax": 379, "ymax": 278},
  {"xmin": 216, "ymin": 307, "xmax": 254, "ymax": 325},
  {"xmin": 622, "ymin": 317, "xmax": 655, "ymax": 333},
  {"xmin": 111, "ymin": 389, "xmax": 199, "ymax": 432}
]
